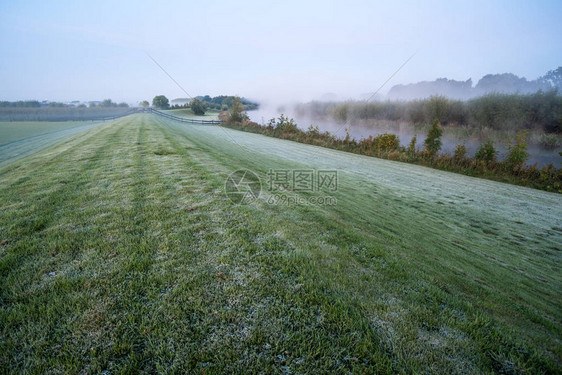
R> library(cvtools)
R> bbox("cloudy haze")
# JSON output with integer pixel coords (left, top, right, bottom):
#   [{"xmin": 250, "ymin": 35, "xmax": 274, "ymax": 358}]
[{"xmin": 1, "ymin": 0, "xmax": 561, "ymax": 104}]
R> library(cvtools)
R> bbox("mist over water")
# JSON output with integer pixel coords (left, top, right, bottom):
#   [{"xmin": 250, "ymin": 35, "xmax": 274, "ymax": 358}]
[{"xmin": 248, "ymin": 105, "xmax": 561, "ymax": 167}]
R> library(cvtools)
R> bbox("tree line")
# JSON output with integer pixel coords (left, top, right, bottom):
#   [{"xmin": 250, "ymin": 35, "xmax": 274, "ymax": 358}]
[
  {"xmin": 388, "ymin": 66, "xmax": 562, "ymax": 100},
  {"xmin": 0, "ymin": 99, "xmax": 129, "ymax": 108},
  {"xmin": 149, "ymin": 95, "xmax": 258, "ymax": 115},
  {"xmin": 297, "ymin": 90, "xmax": 562, "ymax": 133}
]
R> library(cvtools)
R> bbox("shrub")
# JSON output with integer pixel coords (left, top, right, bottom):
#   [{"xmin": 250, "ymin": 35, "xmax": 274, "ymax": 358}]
[
  {"xmin": 424, "ymin": 119, "xmax": 443, "ymax": 157},
  {"xmin": 357, "ymin": 133, "xmax": 400, "ymax": 154},
  {"xmin": 423, "ymin": 96, "xmax": 450, "ymax": 124},
  {"xmin": 407, "ymin": 135, "xmax": 417, "ymax": 157},
  {"xmin": 475, "ymin": 140, "xmax": 497, "ymax": 163},
  {"xmin": 190, "ymin": 98, "xmax": 207, "ymax": 115},
  {"xmin": 453, "ymin": 144, "xmax": 468, "ymax": 160},
  {"xmin": 344, "ymin": 128, "xmax": 352, "ymax": 144},
  {"xmin": 373, "ymin": 133, "xmax": 400, "ymax": 152},
  {"xmin": 505, "ymin": 131, "xmax": 530, "ymax": 170},
  {"xmin": 273, "ymin": 115, "xmax": 299, "ymax": 135},
  {"xmin": 226, "ymin": 97, "xmax": 248, "ymax": 124},
  {"xmin": 306, "ymin": 125, "xmax": 320, "ymax": 136}
]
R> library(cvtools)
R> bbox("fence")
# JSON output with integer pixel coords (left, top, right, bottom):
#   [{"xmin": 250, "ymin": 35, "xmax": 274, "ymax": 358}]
[{"xmin": 141, "ymin": 108, "xmax": 222, "ymax": 125}]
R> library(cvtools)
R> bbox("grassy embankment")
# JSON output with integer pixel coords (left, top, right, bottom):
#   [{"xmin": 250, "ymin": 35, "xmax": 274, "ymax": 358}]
[
  {"xmin": 0, "ymin": 114, "xmax": 560, "ymax": 373},
  {"xmin": 223, "ymin": 117, "xmax": 561, "ymax": 193}
]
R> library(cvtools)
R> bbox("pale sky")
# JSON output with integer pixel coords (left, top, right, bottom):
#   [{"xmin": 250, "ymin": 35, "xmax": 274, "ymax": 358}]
[{"xmin": 1, "ymin": 0, "xmax": 561, "ymax": 104}]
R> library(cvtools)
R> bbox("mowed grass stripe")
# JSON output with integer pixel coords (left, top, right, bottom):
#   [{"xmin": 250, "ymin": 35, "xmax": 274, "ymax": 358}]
[
  {"xmin": 0, "ymin": 114, "xmax": 560, "ymax": 373},
  {"xmin": 149, "ymin": 115, "xmax": 397, "ymax": 372}
]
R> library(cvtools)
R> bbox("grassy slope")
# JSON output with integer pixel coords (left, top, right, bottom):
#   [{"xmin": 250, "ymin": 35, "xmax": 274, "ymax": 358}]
[{"xmin": 0, "ymin": 114, "xmax": 560, "ymax": 373}]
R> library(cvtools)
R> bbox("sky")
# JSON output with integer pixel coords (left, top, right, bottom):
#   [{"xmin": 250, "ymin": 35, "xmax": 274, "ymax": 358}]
[{"xmin": 1, "ymin": 0, "xmax": 561, "ymax": 105}]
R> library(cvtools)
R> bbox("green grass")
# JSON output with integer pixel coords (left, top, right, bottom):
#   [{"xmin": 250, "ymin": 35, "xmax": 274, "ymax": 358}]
[
  {"xmin": 0, "ymin": 107, "xmax": 133, "ymax": 122},
  {"xmin": 0, "ymin": 120, "xmax": 105, "ymax": 167},
  {"xmin": 0, "ymin": 114, "xmax": 560, "ymax": 373},
  {"xmin": 0, "ymin": 121, "xmax": 100, "ymax": 145}
]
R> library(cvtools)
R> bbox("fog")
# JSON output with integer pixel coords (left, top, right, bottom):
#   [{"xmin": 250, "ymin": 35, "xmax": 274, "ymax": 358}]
[{"xmin": 248, "ymin": 103, "xmax": 561, "ymax": 167}]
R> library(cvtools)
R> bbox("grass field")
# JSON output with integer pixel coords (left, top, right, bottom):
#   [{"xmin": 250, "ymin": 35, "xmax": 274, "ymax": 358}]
[
  {"xmin": 0, "ymin": 121, "xmax": 102, "ymax": 145},
  {"xmin": 0, "ymin": 114, "xmax": 560, "ymax": 373},
  {"xmin": 0, "ymin": 107, "xmax": 133, "ymax": 122},
  {"xmin": 0, "ymin": 121, "xmax": 105, "ymax": 167}
]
